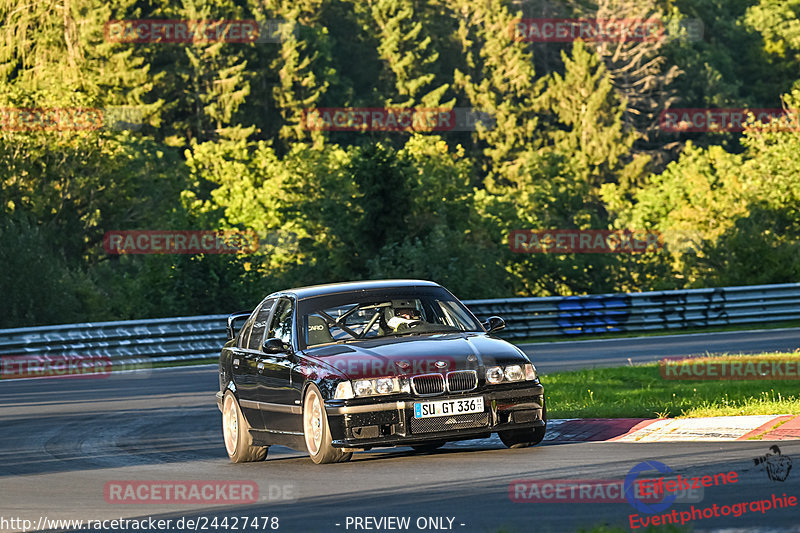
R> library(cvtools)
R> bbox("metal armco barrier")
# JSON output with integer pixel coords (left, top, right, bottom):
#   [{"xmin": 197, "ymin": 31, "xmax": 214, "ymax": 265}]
[
  {"xmin": 466, "ymin": 282, "xmax": 800, "ymax": 339},
  {"xmin": 1, "ymin": 283, "xmax": 799, "ymax": 367},
  {"xmin": 0, "ymin": 315, "xmax": 228, "ymax": 368}
]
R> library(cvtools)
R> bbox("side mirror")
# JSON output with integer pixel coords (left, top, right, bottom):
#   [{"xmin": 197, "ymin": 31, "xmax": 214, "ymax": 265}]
[
  {"xmin": 483, "ymin": 316, "xmax": 506, "ymax": 333},
  {"xmin": 226, "ymin": 310, "xmax": 252, "ymax": 340},
  {"xmin": 263, "ymin": 337, "xmax": 291, "ymax": 354}
]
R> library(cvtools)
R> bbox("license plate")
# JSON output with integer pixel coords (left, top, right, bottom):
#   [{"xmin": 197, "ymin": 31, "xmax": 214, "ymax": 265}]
[{"xmin": 414, "ymin": 397, "xmax": 484, "ymax": 419}]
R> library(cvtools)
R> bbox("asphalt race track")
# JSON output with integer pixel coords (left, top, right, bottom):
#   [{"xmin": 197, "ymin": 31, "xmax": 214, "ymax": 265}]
[
  {"xmin": 523, "ymin": 327, "xmax": 800, "ymax": 373},
  {"xmin": 1, "ymin": 329, "xmax": 799, "ymax": 533}
]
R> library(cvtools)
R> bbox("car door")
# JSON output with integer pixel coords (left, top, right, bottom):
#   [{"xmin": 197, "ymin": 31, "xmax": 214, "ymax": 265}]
[
  {"xmin": 257, "ymin": 297, "xmax": 303, "ymax": 433},
  {"xmin": 232, "ymin": 298, "xmax": 276, "ymax": 429}
]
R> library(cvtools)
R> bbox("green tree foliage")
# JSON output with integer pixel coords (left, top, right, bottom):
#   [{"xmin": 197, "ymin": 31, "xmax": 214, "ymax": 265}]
[
  {"xmin": 743, "ymin": 0, "xmax": 800, "ymax": 95},
  {"xmin": 265, "ymin": 0, "xmax": 338, "ymax": 146},
  {"xmin": 588, "ymin": 0, "xmax": 682, "ymax": 171},
  {"xmin": 122, "ymin": 0, "xmax": 254, "ymax": 146},
  {"xmin": 0, "ymin": 213, "xmax": 102, "ymax": 326},
  {"xmin": 478, "ymin": 39, "xmax": 649, "ymax": 296},
  {"xmin": 362, "ymin": 0, "xmax": 450, "ymax": 108},
  {"xmin": 0, "ymin": 0, "xmax": 155, "ymax": 108},
  {"xmin": 0, "ymin": 0, "xmax": 798, "ymax": 327},
  {"xmin": 543, "ymin": 41, "xmax": 643, "ymax": 191},
  {"xmin": 0, "ymin": 131, "xmax": 184, "ymax": 259},
  {"xmin": 616, "ymin": 90, "xmax": 800, "ymax": 288},
  {"xmin": 451, "ymin": 0, "xmax": 544, "ymax": 182},
  {"xmin": 668, "ymin": 0, "xmax": 799, "ymax": 113}
]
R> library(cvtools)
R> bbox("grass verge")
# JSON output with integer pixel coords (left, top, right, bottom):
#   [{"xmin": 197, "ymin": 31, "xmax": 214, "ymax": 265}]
[{"xmin": 543, "ymin": 352, "xmax": 800, "ymax": 419}]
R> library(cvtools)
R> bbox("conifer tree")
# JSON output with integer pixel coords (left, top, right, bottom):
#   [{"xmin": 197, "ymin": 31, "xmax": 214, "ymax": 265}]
[
  {"xmin": 0, "ymin": 0, "xmax": 155, "ymax": 108},
  {"xmin": 450, "ymin": 0, "xmax": 545, "ymax": 185},
  {"xmin": 264, "ymin": 0, "xmax": 337, "ymax": 146},
  {"xmin": 136, "ymin": 0, "xmax": 253, "ymax": 145},
  {"xmin": 364, "ymin": 0, "xmax": 450, "ymax": 108},
  {"xmin": 589, "ymin": 0, "xmax": 681, "ymax": 172},
  {"xmin": 543, "ymin": 40, "xmax": 643, "ymax": 191}
]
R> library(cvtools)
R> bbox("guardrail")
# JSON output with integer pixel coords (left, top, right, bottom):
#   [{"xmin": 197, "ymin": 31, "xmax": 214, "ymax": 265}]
[
  {"xmin": 0, "ymin": 315, "xmax": 228, "ymax": 368},
  {"xmin": 466, "ymin": 282, "xmax": 800, "ymax": 339},
  {"xmin": 1, "ymin": 283, "xmax": 799, "ymax": 367}
]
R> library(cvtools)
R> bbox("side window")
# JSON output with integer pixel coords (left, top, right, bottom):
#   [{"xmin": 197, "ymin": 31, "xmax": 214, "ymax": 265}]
[
  {"xmin": 248, "ymin": 298, "xmax": 277, "ymax": 351},
  {"xmin": 237, "ymin": 309, "xmax": 257, "ymax": 349},
  {"xmin": 268, "ymin": 298, "xmax": 294, "ymax": 345},
  {"xmin": 437, "ymin": 300, "xmax": 474, "ymax": 331}
]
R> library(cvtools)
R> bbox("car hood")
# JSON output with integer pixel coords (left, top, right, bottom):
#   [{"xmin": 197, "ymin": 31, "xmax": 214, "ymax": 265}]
[{"xmin": 302, "ymin": 332, "xmax": 531, "ymax": 379}]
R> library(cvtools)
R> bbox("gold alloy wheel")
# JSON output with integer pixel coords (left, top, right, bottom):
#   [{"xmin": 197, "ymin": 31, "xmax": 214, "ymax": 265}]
[
  {"xmin": 223, "ymin": 393, "xmax": 238, "ymax": 457},
  {"xmin": 304, "ymin": 389, "xmax": 324, "ymax": 455}
]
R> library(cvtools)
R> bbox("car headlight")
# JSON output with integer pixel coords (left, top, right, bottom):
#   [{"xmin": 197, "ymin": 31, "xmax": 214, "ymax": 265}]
[
  {"xmin": 334, "ymin": 381, "xmax": 354, "ymax": 399},
  {"xmin": 486, "ymin": 364, "xmax": 538, "ymax": 384},
  {"xmin": 353, "ymin": 379, "xmax": 373, "ymax": 396},
  {"xmin": 486, "ymin": 366, "xmax": 504, "ymax": 384},
  {"xmin": 375, "ymin": 378, "xmax": 394, "ymax": 394},
  {"xmin": 504, "ymin": 365, "xmax": 525, "ymax": 382},
  {"xmin": 350, "ymin": 377, "xmax": 408, "ymax": 397}
]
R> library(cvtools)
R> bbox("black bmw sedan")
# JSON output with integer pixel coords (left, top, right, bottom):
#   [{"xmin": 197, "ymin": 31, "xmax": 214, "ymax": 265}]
[{"xmin": 216, "ymin": 279, "xmax": 546, "ymax": 464}]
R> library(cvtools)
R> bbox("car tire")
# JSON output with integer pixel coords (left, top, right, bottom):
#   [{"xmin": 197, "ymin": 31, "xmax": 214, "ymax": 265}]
[
  {"xmin": 222, "ymin": 391, "xmax": 268, "ymax": 463},
  {"xmin": 303, "ymin": 384, "xmax": 352, "ymax": 464},
  {"xmin": 411, "ymin": 441, "xmax": 446, "ymax": 453},
  {"xmin": 499, "ymin": 405, "xmax": 547, "ymax": 449}
]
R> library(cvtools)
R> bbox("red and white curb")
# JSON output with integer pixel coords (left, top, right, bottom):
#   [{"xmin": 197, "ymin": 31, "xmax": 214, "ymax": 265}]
[{"xmin": 543, "ymin": 415, "xmax": 800, "ymax": 443}]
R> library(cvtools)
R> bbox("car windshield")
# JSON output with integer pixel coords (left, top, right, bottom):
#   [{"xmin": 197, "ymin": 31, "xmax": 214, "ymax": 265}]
[{"xmin": 299, "ymin": 288, "xmax": 482, "ymax": 347}]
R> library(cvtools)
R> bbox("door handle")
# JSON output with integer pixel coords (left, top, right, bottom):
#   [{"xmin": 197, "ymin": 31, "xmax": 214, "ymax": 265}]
[
  {"xmin": 257, "ymin": 362, "xmax": 265, "ymax": 373},
  {"xmin": 233, "ymin": 358, "xmax": 240, "ymax": 369}
]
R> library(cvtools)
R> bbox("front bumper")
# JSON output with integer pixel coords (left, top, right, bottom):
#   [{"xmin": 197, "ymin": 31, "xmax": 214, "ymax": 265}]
[{"xmin": 325, "ymin": 383, "xmax": 545, "ymax": 448}]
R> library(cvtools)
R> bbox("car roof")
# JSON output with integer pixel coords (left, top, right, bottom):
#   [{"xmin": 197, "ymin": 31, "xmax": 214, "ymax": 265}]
[{"xmin": 274, "ymin": 279, "xmax": 444, "ymax": 300}]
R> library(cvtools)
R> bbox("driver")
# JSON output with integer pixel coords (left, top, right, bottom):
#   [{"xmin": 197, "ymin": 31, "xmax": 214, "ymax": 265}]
[{"xmin": 386, "ymin": 307, "xmax": 422, "ymax": 331}]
